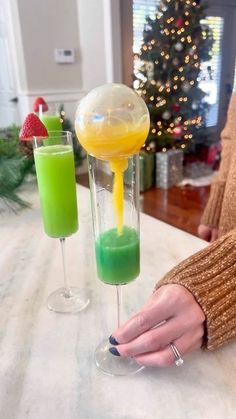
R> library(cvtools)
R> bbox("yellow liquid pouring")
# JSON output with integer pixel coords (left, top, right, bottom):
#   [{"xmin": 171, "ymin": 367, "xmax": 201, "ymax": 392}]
[
  {"xmin": 109, "ymin": 158, "xmax": 128, "ymax": 235},
  {"xmin": 76, "ymin": 124, "xmax": 149, "ymax": 234}
]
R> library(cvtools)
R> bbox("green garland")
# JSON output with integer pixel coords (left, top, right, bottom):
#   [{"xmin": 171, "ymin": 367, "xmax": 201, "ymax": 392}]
[{"xmin": 0, "ymin": 126, "xmax": 34, "ymax": 210}]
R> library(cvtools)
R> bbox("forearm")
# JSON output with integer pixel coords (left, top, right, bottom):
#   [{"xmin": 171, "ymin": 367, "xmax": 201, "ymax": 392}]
[
  {"xmin": 200, "ymin": 181, "xmax": 225, "ymax": 228},
  {"xmin": 201, "ymin": 94, "xmax": 236, "ymax": 228},
  {"xmin": 155, "ymin": 229, "xmax": 236, "ymax": 350}
]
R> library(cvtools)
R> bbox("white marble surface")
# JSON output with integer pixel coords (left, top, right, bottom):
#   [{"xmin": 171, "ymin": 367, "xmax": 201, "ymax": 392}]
[{"xmin": 0, "ymin": 181, "xmax": 236, "ymax": 419}]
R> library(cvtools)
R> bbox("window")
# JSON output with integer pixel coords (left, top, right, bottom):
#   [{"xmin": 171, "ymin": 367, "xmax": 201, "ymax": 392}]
[
  {"xmin": 233, "ymin": 58, "xmax": 236, "ymax": 91},
  {"xmin": 133, "ymin": 2, "xmax": 224, "ymax": 128},
  {"xmin": 133, "ymin": 0, "xmax": 160, "ymax": 54},
  {"xmin": 199, "ymin": 17, "xmax": 224, "ymax": 127}
]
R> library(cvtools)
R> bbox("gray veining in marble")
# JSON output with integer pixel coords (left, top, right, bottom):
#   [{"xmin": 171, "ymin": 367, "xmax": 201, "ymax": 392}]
[{"xmin": 0, "ymin": 181, "xmax": 236, "ymax": 419}]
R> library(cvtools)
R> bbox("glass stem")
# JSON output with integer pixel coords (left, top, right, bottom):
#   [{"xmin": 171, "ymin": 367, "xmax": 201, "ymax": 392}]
[
  {"xmin": 116, "ymin": 285, "xmax": 122, "ymax": 328},
  {"xmin": 60, "ymin": 238, "xmax": 71, "ymax": 297}
]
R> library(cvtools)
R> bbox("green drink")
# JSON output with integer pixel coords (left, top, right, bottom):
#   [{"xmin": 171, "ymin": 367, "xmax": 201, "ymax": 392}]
[
  {"xmin": 34, "ymin": 144, "xmax": 78, "ymax": 238},
  {"xmin": 95, "ymin": 226, "xmax": 140, "ymax": 285},
  {"xmin": 40, "ymin": 114, "xmax": 62, "ymax": 132}
]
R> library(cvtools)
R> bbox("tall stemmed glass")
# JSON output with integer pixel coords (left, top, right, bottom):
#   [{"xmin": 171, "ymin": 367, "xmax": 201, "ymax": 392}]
[
  {"xmin": 88, "ymin": 154, "xmax": 143, "ymax": 375},
  {"xmin": 75, "ymin": 83, "xmax": 150, "ymax": 374},
  {"xmin": 33, "ymin": 130, "xmax": 89, "ymax": 313}
]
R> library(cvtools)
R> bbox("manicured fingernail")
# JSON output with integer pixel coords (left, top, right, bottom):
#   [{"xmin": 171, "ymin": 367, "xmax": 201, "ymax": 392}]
[
  {"xmin": 109, "ymin": 335, "xmax": 119, "ymax": 345},
  {"xmin": 109, "ymin": 347, "xmax": 120, "ymax": 356}
]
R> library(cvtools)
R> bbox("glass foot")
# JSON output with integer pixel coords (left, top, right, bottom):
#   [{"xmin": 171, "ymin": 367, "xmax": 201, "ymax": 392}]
[
  {"xmin": 47, "ymin": 287, "xmax": 90, "ymax": 313},
  {"xmin": 95, "ymin": 338, "xmax": 144, "ymax": 376}
]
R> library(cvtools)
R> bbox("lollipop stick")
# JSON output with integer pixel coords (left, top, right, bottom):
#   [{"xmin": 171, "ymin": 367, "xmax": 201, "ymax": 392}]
[{"xmin": 39, "ymin": 104, "xmax": 43, "ymax": 118}]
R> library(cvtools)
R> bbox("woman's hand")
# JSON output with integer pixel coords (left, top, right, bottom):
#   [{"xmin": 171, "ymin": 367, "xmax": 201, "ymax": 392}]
[
  {"xmin": 198, "ymin": 224, "xmax": 219, "ymax": 242},
  {"xmin": 109, "ymin": 284, "xmax": 205, "ymax": 367}
]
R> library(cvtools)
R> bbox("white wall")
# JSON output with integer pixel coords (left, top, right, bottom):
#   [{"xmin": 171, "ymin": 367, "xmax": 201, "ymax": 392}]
[{"xmin": 9, "ymin": 0, "xmax": 122, "ymax": 123}]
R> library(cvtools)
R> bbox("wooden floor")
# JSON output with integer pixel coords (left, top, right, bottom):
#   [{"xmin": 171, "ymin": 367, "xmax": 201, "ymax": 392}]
[{"xmin": 77, "ymin": 173, "xmax": 210, "ymax": 237}]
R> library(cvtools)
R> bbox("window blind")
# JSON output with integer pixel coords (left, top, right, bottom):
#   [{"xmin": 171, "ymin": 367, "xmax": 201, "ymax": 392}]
[
  {"xmin": 233, "ymin": 59, "xmax": 236, "ymax": 91},
  {"xmin": 199, "ymin": 16, "xmax": 224, "ymax": 127},
  {"xmin": 133, "ymin": 0, "xmax": 160, "ymax": 54}
]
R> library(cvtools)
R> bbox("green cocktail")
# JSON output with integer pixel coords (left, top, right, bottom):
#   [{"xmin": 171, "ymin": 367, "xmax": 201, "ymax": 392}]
[
  {"xmin": 40, "ymin": 114, "xmax": 62, "ymax": 146},
  {"xmin": 40, "ymin": 114, "xmax": 62, "ymax": 132},
  {"xmin": 34, "ymin": 144, "xmax": 78, "ymax": 238},
  {"xmin": 33, "ymin": 130, "xmax": 89, "ymax": 313},
  {"xmin": 95, "ymin": 226, "xmax": 140, "ymax": 285}
]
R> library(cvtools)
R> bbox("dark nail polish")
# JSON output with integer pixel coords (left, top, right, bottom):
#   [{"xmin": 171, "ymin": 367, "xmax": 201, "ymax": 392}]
[
  {"xmin": 109, "ymin": 347, "xmax": 120, "ymax": 356},
  {"xmin": 109, "ymin": 335, "xmax": 119, "ymax": 345}
]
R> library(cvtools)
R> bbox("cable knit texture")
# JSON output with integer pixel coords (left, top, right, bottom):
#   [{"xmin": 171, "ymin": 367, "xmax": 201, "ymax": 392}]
[
  {"xmin": 156, "ymin": 230, "xmax": 236, "ymax": 351},
  {"xmin": 200, "ymin": 93, "xmax": 236, "ymax": 234}
]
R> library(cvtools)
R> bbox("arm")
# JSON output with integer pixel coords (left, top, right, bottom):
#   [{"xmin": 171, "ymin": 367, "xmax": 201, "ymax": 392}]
[
  {"xmin": 109, "ymin": 229, "xmax": 236, "ymax": 366},
  {"xmin": 200, "ymin": 94, "xmax": 236, "ymax": 233},
  {"xmin": 157, "ymin": 228, "xmax": 236, "ymax": 350}
]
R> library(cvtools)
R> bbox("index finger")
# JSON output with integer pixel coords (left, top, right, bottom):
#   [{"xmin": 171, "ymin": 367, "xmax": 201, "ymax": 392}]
[{"xmin": 111, "ymin": 288, "xmax": 174, "ymax": 344}]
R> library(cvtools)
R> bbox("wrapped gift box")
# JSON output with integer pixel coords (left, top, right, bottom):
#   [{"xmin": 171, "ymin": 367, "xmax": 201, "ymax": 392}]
[
  {"xmin": 156, "ymin": 149, "xmax": 183, "ymax": 189},
  {"xmin": 139, "ymin": 151, "xmax": 155, "ymax": 192}
]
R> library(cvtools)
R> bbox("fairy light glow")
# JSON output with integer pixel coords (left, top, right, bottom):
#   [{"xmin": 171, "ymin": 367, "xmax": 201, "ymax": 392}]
[{"xmin": 132, "ymin": 0, "xmax": 213, "ymax": 152}]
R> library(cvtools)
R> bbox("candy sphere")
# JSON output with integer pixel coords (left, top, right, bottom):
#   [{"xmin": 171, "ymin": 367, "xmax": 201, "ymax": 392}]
[{"xmin": 75, "ymin": 83, "xmax": 150, "ymax": 159}]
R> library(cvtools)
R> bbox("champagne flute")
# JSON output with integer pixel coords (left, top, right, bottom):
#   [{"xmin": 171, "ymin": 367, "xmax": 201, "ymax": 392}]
[
  {"xmin": 75, "ymin": 83, "xmax": 150, "ymax": 374},
  {"xmin": 88, "ymin": 153, "xmax": 144, "ymax": 375},
  {"xmin": 33, "ymin": 130, "xmax": 89, "ymax": 313}
]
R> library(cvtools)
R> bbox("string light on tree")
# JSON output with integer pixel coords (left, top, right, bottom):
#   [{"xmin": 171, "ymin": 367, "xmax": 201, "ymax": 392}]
[{"xmin": 133, "ymin": 0, "xmax": 213, "ymax": 152}]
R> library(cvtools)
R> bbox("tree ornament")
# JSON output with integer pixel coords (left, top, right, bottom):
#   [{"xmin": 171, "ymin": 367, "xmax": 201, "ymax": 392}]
[
  {"xmin": 173, "ymin": 124, "xmax": 182, "ymax": 138},
  {"xmin": 189, "ymin": 48, "xmax": 195, "ymax": 56},
  {"xmin": 160, "ymin": 1, "xmax": 168, "ymax": 12},
  {"xmin": 162, "ymin": 111, "xmax": 171, "ymax": 120},
  {"xmin": 163, "ymin": 62, "xmax": 167, "ymax": 69},
  {"xmin": 172, "ymin": 103, "xmax": 180, "ymax": 113},
  {"xmin": 175, "ymin": 42, "xmax": 183, "ymax": 52},
  {"xmin": 182, "ymin": 82, "xmax": 191, "ymax": 92},
  {"xmin": 172, "ymin": 58, "xmax": 179, "ymax": 66},
  {"xmin": 176, "ymin": 18, "xmax": 184, "ymax": 29},
  {"xmin": 192, "ymin": 101, "xmax": 198, "ymax": 110},
  {"xmin": 149, "ymin": 141, "xmax": 156, "ymax": 151},
  {"xmin": 146, "ymin": 62, "xmax": 154, "ymax": 79},
  {"xmin": 145, "ymin": 23, "xmax": 152, "ymax": 31}
]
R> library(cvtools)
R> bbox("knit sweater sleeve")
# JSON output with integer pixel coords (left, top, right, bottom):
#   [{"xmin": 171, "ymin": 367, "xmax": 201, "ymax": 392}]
[
  {"xmin": 201, "ymin": 93, "xmax": 236, "ymax": 228},
  {"xmin": 155, "ymin": 229, "xmax": 236, "ymax": 351}
]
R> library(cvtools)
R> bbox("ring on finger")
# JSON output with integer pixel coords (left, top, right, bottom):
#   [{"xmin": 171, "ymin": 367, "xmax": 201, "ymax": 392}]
[{"xmin": 170, "ymin": 342, "xmax": 184, "ymax": 367}]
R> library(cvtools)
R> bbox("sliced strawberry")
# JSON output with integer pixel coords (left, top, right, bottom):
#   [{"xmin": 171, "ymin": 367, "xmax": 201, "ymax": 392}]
[
  {"xmin": 33, "ymin": 96, "xmax": 48, "ymax": 113},
  {"xmin": 19, "ymin": 113, "xmax": 48, "ymax": 141}
]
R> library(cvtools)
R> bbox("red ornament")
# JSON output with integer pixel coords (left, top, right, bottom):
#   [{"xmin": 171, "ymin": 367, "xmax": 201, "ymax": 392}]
[
  {"xmin": 176, "ymin": 18, "xmax": 184, "ymax": 29},
  {"xmin": 173, "ymin": 124, "xmax": 182, "ymax": 138},
  {"xmin": 172, "ymin": 103, "xmax": 180, "ymax": 113}
]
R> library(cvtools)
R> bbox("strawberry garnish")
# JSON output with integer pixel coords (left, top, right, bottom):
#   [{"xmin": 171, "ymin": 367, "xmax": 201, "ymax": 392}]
[
  {"xmin": 19, "ymin": 113, "xmax": 48, "ymax": 141},
  {"xmin": 33, "ymin": 96, "xmax": 48, "ymax": 113}
]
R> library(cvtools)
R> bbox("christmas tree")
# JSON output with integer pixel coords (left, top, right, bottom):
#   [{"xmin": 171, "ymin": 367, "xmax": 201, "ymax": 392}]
[{"xmin": 134, "ymin": 0, "xmax": 214, "ymax": 153}]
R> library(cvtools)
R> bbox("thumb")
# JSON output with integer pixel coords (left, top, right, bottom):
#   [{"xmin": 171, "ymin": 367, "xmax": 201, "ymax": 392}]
[{"xmin": 210, "ymin": 228, "xmax": 219, "ymax": 242}]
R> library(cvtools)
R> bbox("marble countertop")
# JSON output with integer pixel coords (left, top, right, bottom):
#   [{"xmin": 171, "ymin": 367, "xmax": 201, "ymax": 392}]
[{"xmin": 0, "ymin": 181, "xmax": 236, "ymax": 419}]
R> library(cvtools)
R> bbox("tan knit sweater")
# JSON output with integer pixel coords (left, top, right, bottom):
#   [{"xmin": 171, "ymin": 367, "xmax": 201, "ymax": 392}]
[
  {"xmin": 157, "ymin": 93, "xmax": 236, "ymax": 351},
  {"xmin": 201, "ymin": 92, "xmax": 236, "ymax": 236}
]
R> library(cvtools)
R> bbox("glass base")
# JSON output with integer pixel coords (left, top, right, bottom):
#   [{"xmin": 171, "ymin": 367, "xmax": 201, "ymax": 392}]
[
  {"xmin": 47, "ymin": 287, "xmax": 90, "ymax": 313},
  {"xmin": 95, "ymin": 338, "xmax": 144, "ymax": 376}
]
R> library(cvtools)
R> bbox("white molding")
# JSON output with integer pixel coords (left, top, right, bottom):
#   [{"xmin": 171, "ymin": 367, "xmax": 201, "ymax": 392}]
[
  {"xmin": 103, "ymin": 0, "xmax": 122, "ymax": 83},
  {"xmin": 18, "ymin": 90, "xmax": 87, "ymax": 101},
  {"xmin": 18, "ymin": 90, "xmax": 87, "ymax": 123}
]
